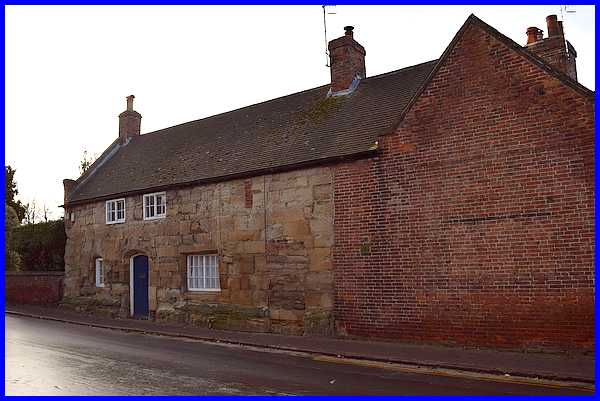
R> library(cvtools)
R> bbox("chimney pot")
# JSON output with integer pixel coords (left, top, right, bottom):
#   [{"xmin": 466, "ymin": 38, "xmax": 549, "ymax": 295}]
[
  {"xmin": 527, "ymin": 16, "xmax": 577, "ymax": 81},
  {"xmin": 557, "ymin": 20, "xmax": 565, "ymax": 37},
  {"xmin": 526, "ymin": 27, "xmax": 543, "ymax": 44},
  {"xmin": 546, "ymin": 14, "xmax": 560, "ymax": 37},
  {"xmin": 126, "ymin": 95, "xmax": 135, "ymax": 111},
  {"xmin": 344, "ymin": 25, "xmax": 354, "ymax": 37}
]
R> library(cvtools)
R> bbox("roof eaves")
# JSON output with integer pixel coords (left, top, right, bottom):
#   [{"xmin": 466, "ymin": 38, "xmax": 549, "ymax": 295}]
[
  {"xmin": 63, "ymin": 147, "xmax": 379, "ymax": 207},
  {"xmin": 67, "ymin": 138, "xmax": 122, "ymax": 202}
]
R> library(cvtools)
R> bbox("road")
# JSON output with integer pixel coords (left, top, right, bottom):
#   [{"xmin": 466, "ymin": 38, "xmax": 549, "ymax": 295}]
[{"xmin": 5, "ymin": 314, "xmax": 590, "ymax": 395}]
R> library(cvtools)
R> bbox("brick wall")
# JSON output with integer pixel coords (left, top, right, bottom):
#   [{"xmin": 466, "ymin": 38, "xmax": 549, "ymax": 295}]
[
  {"xmin": 5, "ymin": 271, "xmax": 64, "ymax": 304},
  {"xmin": 333, "ymin": 22, "xmax": 594, "ymax": 351}
]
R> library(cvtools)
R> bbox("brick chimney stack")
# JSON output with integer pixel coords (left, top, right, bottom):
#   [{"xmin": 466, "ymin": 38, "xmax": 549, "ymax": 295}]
[
  {"xmin": 328, "ymin": 26, "xmax": 366, "ymax": 94},
  {"xmin": 118, "ymin": 95, "xmax": 142, "ymax": 144},
  {"xmin": 526, "ymin": 15, "xmax": 577, "ymax": 81},
  {"xmin": 63, "ymin": 178, "xmax": 76, "ymax": 205}
]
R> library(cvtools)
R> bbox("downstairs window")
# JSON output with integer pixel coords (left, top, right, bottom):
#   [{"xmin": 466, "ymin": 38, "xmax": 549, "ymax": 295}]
[{"xmin": 187, "ymin": 255, "xmax": 220, "ymax": 291}]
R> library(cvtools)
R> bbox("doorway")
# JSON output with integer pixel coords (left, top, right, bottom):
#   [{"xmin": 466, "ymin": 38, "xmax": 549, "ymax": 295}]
[{"xmin": 130, "ymin": 255, "xmax": 149, "ymax": 318}]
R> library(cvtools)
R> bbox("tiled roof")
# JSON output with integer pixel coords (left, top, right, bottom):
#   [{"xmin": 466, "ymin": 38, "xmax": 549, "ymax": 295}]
[{"xmin": 67, "ymin": 60, "xmax": 437, "ymax": 204}]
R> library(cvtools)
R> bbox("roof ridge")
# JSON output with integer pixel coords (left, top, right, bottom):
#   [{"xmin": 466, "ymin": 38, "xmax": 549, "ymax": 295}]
[
  {"xmin": 139, "ymin": 83, "xmax": 328, "ymax": 139},
  {"xmin": 135, "ymin": 60, "xmax": 439, "ymax": 141}
]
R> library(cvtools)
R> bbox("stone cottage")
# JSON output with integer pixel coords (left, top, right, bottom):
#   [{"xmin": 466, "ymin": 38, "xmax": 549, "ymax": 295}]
[{"xmin": 62, "ymin": 15, "xmax": 594, "ymax": 351}]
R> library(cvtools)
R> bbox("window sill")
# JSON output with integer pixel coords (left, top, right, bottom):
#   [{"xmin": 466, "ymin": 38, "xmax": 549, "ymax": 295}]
[
  {"xmin": 187, "ymin": 288, "xmax": 221, "ymax": 292},
  {"xmin": 106, "ymin": 220, "xmax": 125, "ymax": 225},
  {"xmin": 143, "ymin": 215, "xmax": 166, "ymax": 221}
]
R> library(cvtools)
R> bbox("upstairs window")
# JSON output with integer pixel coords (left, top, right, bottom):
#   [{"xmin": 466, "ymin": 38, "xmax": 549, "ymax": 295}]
[
  {"xmin": 187, "ymin": 255, "xmax": 220, "ymax": 291},
  {"xmin": 95, "ymin": 258, "xmax": 105, "ymax": 288},
  {"xmin": 144, "ymin": 192, "xmax": 166, "ymax": 220},
  {"xmin": 106, "ymin": 198, "xmax": 126, "ymax": 224}
]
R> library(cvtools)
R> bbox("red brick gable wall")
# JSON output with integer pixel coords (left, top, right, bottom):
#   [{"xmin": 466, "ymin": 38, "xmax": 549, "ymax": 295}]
[{"xmin": 333, "ymin": 22, "xmax": 594, "ymax": 351}]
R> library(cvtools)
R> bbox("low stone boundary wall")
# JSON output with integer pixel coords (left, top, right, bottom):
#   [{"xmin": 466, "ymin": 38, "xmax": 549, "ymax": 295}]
[{"xmin": 5, "ymin": 271, "xmax": 64, "ymax": 304}]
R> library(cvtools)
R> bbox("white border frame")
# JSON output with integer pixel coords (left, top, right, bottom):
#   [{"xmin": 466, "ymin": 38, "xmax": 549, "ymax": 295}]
[
  {"xmin": 143, "ymin": 192, "xmax": 166, "ymax": 221},
  {"xmin": 95, "ymin": 257, "xmax": 105, "ymax": 288},
  {"xmin": 105, "ymin": 198, "xmax": 126, "ymax": 225},
  {"xmin": 186, "ymin": 254, "xmax": 221, "ymax": 292}
]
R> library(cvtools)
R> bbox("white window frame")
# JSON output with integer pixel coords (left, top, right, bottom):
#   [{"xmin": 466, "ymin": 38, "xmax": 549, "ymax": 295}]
[
  {"xmin": 95, "ymin": 258, "xmax": 105, "ymax": 288},
  {"xmin": 105, "ymin": 198, "xmax": 126, "ymax": 224},
  {"xmin": 187, "ymin": 254, "xmax": 221, "ymax": 292},
  {"xmin": 143, "ymin": 192, "xmax": 166, "ymax": 220}
]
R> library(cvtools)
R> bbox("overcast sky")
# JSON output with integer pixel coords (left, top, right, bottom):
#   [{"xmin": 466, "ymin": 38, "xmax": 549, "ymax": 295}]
[{"xmin": 5, "ymin": 5, "xmax": 595, "ymax": 220}]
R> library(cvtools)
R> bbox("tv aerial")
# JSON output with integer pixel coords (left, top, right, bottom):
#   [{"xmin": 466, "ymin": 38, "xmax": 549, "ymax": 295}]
[{"xmin": 322, "ymin": 5, "xmax": 337, "ymax": 67}]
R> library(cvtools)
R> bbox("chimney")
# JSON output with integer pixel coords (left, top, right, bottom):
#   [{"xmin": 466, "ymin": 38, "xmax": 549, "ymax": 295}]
[
  {"xmin": 118, "ymin": 95, "xmax": 142, "ymax": 144},
  {"xmin": 63, "ymin": 179, "xmax": 76, "ymax": 205},
  {"xmin": 526, "ymin": 15, "xmax": 577, "ymax": 81},
  {"xmin": 328, "ymin": 26, "xmax": 366, "ymax": 94},
  {"xmin": 526, "ymin": 27, "xmax": 543, "ymax": 45},
  {"xmin": 546, "ymin": 14, "xmax": 560, "ymax": 37}
]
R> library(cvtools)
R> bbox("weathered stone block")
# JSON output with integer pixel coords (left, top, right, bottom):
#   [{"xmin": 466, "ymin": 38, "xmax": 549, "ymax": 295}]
[
  {"xmin": 245, "ymin": 241, "xmax": 265, "ymax": 254},
  {"xmin": 313, "ymin": 184, "xmax": 332, "ymax": 201},
  {"xmin": 284, "ymin": 221, "xmax": 311, "ymax": 238},
  {"xmin": 309, "ymin": 247, "xmax": 332, "ymax": 271},
  {"xmin": 304, "ymin": 310, "xmax": 333, "ymax": 336}
]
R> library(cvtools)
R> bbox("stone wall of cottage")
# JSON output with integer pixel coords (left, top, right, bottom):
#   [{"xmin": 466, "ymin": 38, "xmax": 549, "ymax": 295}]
[{"xmin": 63, "ymin": 166, "xmax": 334, "ymax": 335}]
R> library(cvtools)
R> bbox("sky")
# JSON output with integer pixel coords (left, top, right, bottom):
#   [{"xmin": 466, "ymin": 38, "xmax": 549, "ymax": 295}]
[{"xmin": 5, "ymin": 5, "xmax": 595, "ymax": 220}]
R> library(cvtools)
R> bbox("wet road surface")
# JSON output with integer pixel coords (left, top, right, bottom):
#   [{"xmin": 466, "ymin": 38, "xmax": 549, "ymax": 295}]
[{"xmin": 5, "ymin": 314, "xmax": 591, "ymax": 395}]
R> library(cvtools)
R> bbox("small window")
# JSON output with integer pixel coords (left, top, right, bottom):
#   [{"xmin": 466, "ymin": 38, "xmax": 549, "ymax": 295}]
[
  {"xmin": 187, "ymin": 255, "xmax": 220, "ymax": 291},
  {"xmin": 95, "ymin": 258, "xmax": 105, "ymax": 288},
  {"xmin": 144, "ymin": 192, "xmax": 166, "ymax": 220},
  {"xmin": 69, "ymin": 212, "xmax": 75, "ymax": 222},
  {"xmin": 106, "ymin": 198, "xmax": 126, "ymax": 224}
]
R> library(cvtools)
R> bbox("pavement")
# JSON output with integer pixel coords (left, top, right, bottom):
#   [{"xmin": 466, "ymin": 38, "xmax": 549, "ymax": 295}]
[
  {"xmin": 5, "ymin": 303, "xmax": 595, "ymax": 385},
  {"xmin": 7, "ymin": 313, "xmax": 591, "ymax": 395}
]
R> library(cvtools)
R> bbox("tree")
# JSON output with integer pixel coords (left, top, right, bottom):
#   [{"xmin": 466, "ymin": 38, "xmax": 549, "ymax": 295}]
[
  {"xmin": 42, "ymin": 203, "xmax": 51, "ymax": 222},
  {"xmin": 5, "ymin": 203, "xmax": 21, "ymax": 270},
  {"xmin": 23, "ymin": 199, "xmax": 39, "ymax": 225},
  {"xmin": 5, "ymin": 165, "xmax": 26, "ymax": 222},
  {"xmin": 79, "ymin": 149, "xmax": 97, "ymax": 175}
]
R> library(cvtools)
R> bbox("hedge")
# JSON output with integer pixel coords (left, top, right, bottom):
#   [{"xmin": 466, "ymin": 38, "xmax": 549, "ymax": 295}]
[{"xmin": 7, "ymin": 220, "xmax": 66, "ymax": 271}]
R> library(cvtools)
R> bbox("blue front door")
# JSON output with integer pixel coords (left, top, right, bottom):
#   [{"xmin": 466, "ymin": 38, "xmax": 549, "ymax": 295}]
[{"xmin": 132, "ymin": 255, "xmax": 149, "ymax": 318}]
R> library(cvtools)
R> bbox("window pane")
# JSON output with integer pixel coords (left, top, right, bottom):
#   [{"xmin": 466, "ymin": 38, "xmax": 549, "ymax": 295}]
[
  {"xmin": 96, "ymin": 258, "xmax": 103, "ymax": 286},
  {"xmin": 186, "ymin": 255, "xmax": 220, "ymax": 290},
  {"xmin": 202, "ymin": 256, "xmax": 207, "ymax": 289},
  {"xmin": 116, "ymin": 200, "xmax": 125, "ymax": 220},
  {"xmin": 107, "ymin": 202, "xmax": 115, "ymax": 222}
]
